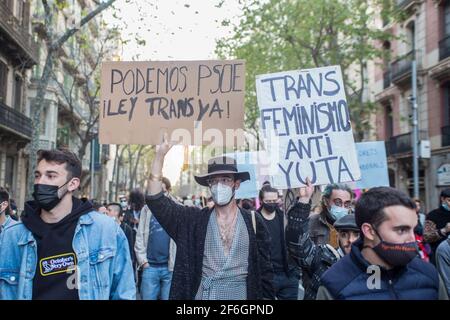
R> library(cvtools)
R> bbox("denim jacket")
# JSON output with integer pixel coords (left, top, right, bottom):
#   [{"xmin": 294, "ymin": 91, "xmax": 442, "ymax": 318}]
[
  {"xmin": 0, "ymin": 215, "xmax": 17, "ymax": 234},
  {"xmin": 0, "ymin": 211, "xmax": 136, "ymax": 300}
]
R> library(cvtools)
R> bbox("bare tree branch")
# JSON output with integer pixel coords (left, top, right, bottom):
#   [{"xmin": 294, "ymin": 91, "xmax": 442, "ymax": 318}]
[{"xmin": 53, "ymin": 0, "xmax": 116, "ymax": 49}]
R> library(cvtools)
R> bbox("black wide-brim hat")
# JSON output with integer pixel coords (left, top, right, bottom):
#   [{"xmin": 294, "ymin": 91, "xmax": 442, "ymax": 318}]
[{"xmin": 194, "ymin": 156, "xmax": 251, "ymax": 187}]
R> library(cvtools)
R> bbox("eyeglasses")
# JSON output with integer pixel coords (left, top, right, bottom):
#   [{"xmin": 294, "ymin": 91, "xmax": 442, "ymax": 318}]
[
  {"xmin": 332, "ymin": 199, "xmax": 352, "ymax": 209},
  {"xmin": 206, "ymin": 177, "xmax": 234, "ymax": 187}
]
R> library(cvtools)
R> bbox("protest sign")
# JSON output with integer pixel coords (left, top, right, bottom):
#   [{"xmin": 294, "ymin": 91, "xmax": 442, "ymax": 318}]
[
  {"xmin": 99, "ymin": 60, "xmax": 246, "ymax": 146},
  {"xmin": 224, "ymin": 151, "xmax": 272, "ymax": 199},
  {"xmin": 355, "ymin": 141, "xmax": 389, "ymax": 189},
  {"xmin": 226, "ymin": 152, "xmax": 258, "ymax": 199},
  {"xmin": 256, "ymin": 65, "xmax": 361, "ymax": 188}
]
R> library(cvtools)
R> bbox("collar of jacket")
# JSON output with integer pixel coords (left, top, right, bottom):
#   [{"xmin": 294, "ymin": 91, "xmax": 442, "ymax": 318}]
[
  {"xmin": 78, "ymin": 212, "xmax": 94, "ymax": 225},
  {"xmin": 18, "ymin": 211, "xmax": 95, "ymax": 246}
]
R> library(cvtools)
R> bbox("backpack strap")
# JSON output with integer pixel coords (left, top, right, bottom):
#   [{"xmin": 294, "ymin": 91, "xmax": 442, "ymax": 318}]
[{"xmin": 251, "ymin": 210, "xmax": 257, "ymax": 234}]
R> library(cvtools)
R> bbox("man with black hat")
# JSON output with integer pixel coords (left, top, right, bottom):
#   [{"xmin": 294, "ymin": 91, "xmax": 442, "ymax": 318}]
[
  {"xmin": 424, "ymin": 188, "xmax": 450, "ymax": 265},
  {"xmin": 286, "ymin": 179, "xmax": 360, "ymax": 299},
  {"xmin": 145, "ymin": 138, "xmax": 274, "ymax": 300}
]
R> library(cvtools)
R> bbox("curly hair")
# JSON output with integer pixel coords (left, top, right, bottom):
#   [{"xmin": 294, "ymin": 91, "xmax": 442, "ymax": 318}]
[{"xmin": 128, "ymin": 188, "xmax": 145, "ymax": 211}]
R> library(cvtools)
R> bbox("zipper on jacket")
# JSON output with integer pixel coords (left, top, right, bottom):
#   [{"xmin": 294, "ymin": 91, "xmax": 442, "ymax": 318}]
[{"xmin": 387, "ymin": 277, "xmax": 399, "ymax": 300}]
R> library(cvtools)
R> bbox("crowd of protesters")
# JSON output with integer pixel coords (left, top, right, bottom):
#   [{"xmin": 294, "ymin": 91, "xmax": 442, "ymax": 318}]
[{"xmin": 0, "ymin": 147, "xmax": 449, "ymax": 300}]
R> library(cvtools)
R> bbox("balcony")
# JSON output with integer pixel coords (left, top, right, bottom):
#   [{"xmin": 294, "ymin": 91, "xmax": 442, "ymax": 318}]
[
  {"xmin": 0, "ymin": 101, "xmax": 32, "ymax": 140},
  {"xmin": 439, "ymin": 35, "xmax": 450, "ymax": 61},
  {"xmin": 442, "ymin": 125, "xmax": 450, "ymax": 148},
  {"xmin": 0, "ymin": 1, "xmax": 38, "ymax": 68},
  {"xmin": 396, "ymin": 0, "xmax": 422, "ymax": 13},
  {"xmin": 38, "ymin": 139, "xmax": 56, "ymax": 150},
  {"xmin": 390, "ymin": 50, "xmax": 415, "ymax": 88},
  {"xmin": 429, "ymin": 36, "xmax": 450, "ymax": 82},
  {"xmin": 385, "ymin": 130, "xmax": 427, "ymax": 157}
]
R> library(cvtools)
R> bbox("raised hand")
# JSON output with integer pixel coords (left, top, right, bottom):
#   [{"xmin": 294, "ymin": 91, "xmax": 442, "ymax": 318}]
[
  {"xmin": 155, "ymin": 132, "xmax": 174, "ymax": 159},
  {"xmin": 298, "ymin": 177, "xmax": 314, "ymax": 204}
]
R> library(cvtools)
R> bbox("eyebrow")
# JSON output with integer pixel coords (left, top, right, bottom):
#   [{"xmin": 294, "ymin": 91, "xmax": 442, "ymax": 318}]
[{"xmin": 392, "ymin": 225, "xmax": 411, "ymax": 230}]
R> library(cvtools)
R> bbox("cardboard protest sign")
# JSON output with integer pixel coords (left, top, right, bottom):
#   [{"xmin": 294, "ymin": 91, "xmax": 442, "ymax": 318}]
[
  {"xmin": 255, "ymin": 65, "xmax": 361, "ymax": 188},
  {"xmin": 355, "ymin": 141, "xmax": 389, "ymax": 189},
  {"xmin": 99, "ymin": 60, "xmax": 246, "ymax": 146}
]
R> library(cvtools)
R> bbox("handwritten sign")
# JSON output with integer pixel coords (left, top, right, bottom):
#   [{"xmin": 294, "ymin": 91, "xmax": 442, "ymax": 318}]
[
  {"xmin": 99, "ymin": 60, "xmax": 246, "ymax": 146},
  {"xmin": 255, "ymin": 65, "xmax": 361, "ymax": 188},
  {"xmin": 355, "ymin": 141, "xmax": 389, "ymax": 189}
]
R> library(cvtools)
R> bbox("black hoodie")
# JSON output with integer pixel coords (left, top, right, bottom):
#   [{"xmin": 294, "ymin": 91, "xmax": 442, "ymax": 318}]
[{"xmin": 21, "ymin": 197, "xmax": 93, "ymax": 300}]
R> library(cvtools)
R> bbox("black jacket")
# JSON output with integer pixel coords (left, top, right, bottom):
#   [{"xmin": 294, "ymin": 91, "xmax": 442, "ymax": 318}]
[
  {"xmin": 285, "ymin": 201, "xmax": 340, "ymax": 300},
  {"xmin": 146, "ymin": 191, "xmax": 275, "ymax": 300},
  {"xmin": 257, "ymin": 207, "xmax": 298, "ymax": 277},
  {"xmin": 121, "ymin": 222, "xmax": 136, "ymax": 266}
]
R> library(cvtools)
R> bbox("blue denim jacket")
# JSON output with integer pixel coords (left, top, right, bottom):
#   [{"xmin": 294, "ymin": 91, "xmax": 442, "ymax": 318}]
[
  {"xmin": 0, "ymin": 211, "xmax": 136, "ymax": 300},
  {"xmin": 0, "ymin": 215, "xmax": 17, "ymax": 234}
]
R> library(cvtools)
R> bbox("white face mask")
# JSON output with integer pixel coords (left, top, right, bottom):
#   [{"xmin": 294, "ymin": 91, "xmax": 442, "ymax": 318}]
[{"xmin": 210, "ymin": 183, "xmax": 234, "ymax": 206}]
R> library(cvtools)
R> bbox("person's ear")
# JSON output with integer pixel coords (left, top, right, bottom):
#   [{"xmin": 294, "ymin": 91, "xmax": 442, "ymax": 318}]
[
  {"xmin": 67, "ymin": 177, "xmax": 80, "ymax": 192},
  {"xmin": 361, "ymin": 223, "xmax": 376, "ymax": 241},
  {"xmin": 323, "ymin": 198, "xmax": 330, "ymax": 209},
  {"xmin": 234, "ymin": 180, "xmax": 241, "ymax": 190}
]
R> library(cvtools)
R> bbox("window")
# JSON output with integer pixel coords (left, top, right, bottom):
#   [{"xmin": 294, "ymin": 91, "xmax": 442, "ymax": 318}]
[
  {"xmin": 5, "ymin": 0, "xmax": 13, "ymax": 11},
  {"xmin": 4, "ymin": 156, "xmax": 15, "ymax": 193},
  {"xmin": 39, "ymin": 104, "xmax": 47, "ymax": 135},
  {"xmin": 383, "ymin": 41, "xmax": 391, "ymax": 68},
  {"xmin": 445, "ymin": 1, "xmax": 450, "ymax": 36},
  {"xmin": 16, "ymin": 0, "xmax": 24, "ymax": 24},
  {"xmin": 444, "ymin": 82, "xmax": 450, "ymax": 127},
  {"xmin": 406, "ymin": 21, "xmax": 415, "ymax": 53},
  {"xmin": 14, "ymin": 75, "xmax": 23, "ymax": 111},
  {"xmin": 385, "ymin": 104, "xmax": 394, "ymax": 139},
  {"xmin": 0, "ymin": 61, "xmax": 7, "ymax": 104},
  {"xmin": 21, "ymin": 1, "xmax": 30, "ymax": 29}
]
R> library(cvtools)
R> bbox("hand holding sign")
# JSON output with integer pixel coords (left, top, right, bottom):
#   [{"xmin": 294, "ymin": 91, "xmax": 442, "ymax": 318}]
[
  {"xmin": 155, "ymin": 132, "xmax": 174, "ymax": 159},
  {"xmin": 298, "ymin": 177, "xmax": 314, "ymax": 204}
]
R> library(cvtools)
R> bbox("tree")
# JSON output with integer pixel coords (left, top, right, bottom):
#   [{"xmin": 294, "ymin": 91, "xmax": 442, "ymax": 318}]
[
  {"xmin": 51, "ymin": 27, "xmax": 120, "ymax": 162},
  {"xmin": 27, "ymin": 0, "xmax": 117, "ymax": 198},
  {"xmin": 216, "ymin": 0, "xmax": 401, "ymax": 142},
  {"xmin": 109, "ymin": 144, "xmax": 154, "ymax": 201}
]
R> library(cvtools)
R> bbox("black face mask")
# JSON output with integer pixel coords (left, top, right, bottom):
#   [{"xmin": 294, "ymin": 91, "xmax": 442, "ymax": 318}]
[
  {"xmin": 262, "ymin": 202, "xmax": 278, "ymax": 213},
  {"xmin": 33, "ymin": 181, "xmax": 70, "ymax": 211},
  {"xmin": 371, "ymin": 227, "xmax": 419, "ymax": 267}
]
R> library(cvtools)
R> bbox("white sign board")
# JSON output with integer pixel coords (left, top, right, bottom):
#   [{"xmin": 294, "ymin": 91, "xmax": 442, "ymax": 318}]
[
  {"xmin": 255, "ymin": 65, "xmax": 361, "ymax": 189},
  {"xmin": 355, "ymin": 141, "xmax": 389, "ymax": 189},
  {"xmin": 437, "ymin": 163, "xmax": 450, "ymax": 186}
]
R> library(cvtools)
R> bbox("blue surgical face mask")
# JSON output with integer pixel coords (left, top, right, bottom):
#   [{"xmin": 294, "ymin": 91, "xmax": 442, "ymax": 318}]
[
  {"xmin": 329, "ymin": 205, "xmax": 349, "ymax": 221},
  {"xmin": 442, "ymin": 203, "xmax": 450, "ymax": 212}
]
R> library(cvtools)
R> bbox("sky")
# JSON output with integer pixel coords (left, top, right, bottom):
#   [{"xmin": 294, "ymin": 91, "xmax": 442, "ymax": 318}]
[{"xmin": 103, "ymin": 0, "xmax": 243, "ymax": 185}]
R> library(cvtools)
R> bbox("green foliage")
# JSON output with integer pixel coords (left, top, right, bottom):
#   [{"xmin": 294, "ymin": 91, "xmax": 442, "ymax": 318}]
[{"xmin": 216, "ymin": 0, "xmax": 402, "ymax": 141}]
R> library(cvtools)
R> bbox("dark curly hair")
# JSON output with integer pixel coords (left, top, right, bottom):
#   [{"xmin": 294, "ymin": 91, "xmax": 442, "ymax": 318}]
[
  {"xmin": 128, "ymin": 188, "xmax": 145, "ymax": 211},
  {"xmin": 37, "ymin": 148, "xmax": 81, "ymax": 179}
]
